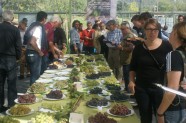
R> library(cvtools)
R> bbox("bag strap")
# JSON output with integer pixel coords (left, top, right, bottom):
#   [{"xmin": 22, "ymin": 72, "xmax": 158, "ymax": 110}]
[
  {"xmin": 143, "ymin": 42, "xmax": 164, "ymax": 70},
  {"xmin": 177, "ymin": 50, "xmax": 186, "ymax": 78}
]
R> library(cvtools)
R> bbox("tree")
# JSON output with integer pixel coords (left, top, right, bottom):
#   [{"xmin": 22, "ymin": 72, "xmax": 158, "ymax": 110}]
[
  {"xmin": 158, "ymin": 0, "xmax": 173, "ymax": 11},
  {"xmin": 1, "ymin": 0, "xmax": 87, "ymax": 13},
  {"xmin": 128, "ymin": 2, "xmax": 138, "ymax": 12}
]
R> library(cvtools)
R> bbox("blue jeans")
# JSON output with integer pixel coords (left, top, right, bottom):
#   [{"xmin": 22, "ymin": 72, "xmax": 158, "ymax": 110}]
[
  {"xmin": 165, "ymin": 109, "xmax": 186, "ymax": 123},
  {"xmin": 0, "ymin": 56, "xmax": 17, "ymax": 107},
  {"xmin": 40, "ymin": 55, "xmax": 49, "ymax": 75},
  {"xmin": 26, "ymin": 49, "xmax": 42, "ymax": 85},
  {"xmin": 123, "ymin": 64, "xmax": 130, "ymax": 92}
]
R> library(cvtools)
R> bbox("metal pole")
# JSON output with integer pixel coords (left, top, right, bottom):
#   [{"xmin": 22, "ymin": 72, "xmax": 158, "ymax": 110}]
[
  {"xmin": 157, "ymin": 0, "xmax": 159, "ymax": 12},
  {"xmin": 173, "ymin": 0, "xmax": 177, "ymax": 24},
  {"xmin": 68, "ymin": 0, "xmax": 72, "ymax": 30},
  {"xmin": 0, "ymin": 0, "xmax": 2, "ymax": 22},
  {"xmin": 139, "ymin": 0, "xmax": 142, "ymax": 14},
  {"xmin": 67, "ymin": 0, "xmax": 72, "ymax": 53}
]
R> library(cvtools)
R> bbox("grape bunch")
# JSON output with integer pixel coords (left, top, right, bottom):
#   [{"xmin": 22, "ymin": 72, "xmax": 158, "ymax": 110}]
[
  {"xmin": 31, "ymin": 113, "xmax": 54, "ymax": 123},
  {"xmin": 0, "ymin": 116, "xmax": 20, "ymax": 123},
  {"xmin": 95, "ymin": 57, "xmax": 104, "ymax": 61},
  {"xmin": 98, "ymin": 66, "xmax": 110, "ymax": 72},
  {"xmin": 18, "ymin": 94, "xmax": 36, "ymax": 103},
  {"xmin": 85, "ymin": 80, "xmax": 99, "ymax": 87},
  {"xmin": 53, "ymin": 81, "xmax": 68, "ymax": 90},
  {"xmin": 9, "ymin": 105, "xmax": 31, "ymax": 116},
  {"xmin": 46, "ymin": 90, "xmax": 63, "ymax": 99},
  {"xmin": 41, "ymin": 102, "xmax": 63, "ymax": 111},
  {"xmin": 89, "ymin": 87, "xmax": 102, "ymax": 94},
  {"xmin": 80, "ymin": 65, "xmax": 94, "ymax": 74},
  {"xmin": 86, "ymin": 73, "xmax": 100, "ymax": 79},
  {"xmin": 103, "ymin": 76, "xmax": 118, "ymax": 84},
  {"xmin": 28, "ymin": 83, "xmax": 45, "ymax": 93},
  {"xmin": 106, "ymin": 84, "xmax": 121, "ymax": 91},
  {"xmin": 67, "ymin": 64, "xmax": 75, "ymax": 68},
  {"xmin": 65, "ymin": 60, "xmax": 73, "ymax": 67},
  {"xmin": 86, "ymin": 59, "xmax": 94, "ymax": 62},
  {"xmin": 86, "ymin": 55, "xmax": 95, "ymax": 62},
  {"xmin": 86, "ymin": 98, "xmax": 108, "ymax": 107},
  {"xmin": 88, "ymin": 112, "xmax": 117, "ymax": 123},
  {"xmin": 110, "ymin": 104, "xmax": 131, "ymax": 116},
  {"xmin": 110, "ymin": 91, "xmax": 129, "ymax": 101},
  {"xmin": 99, "ymin": 72, "xmax": 111, "ymax": 77}
]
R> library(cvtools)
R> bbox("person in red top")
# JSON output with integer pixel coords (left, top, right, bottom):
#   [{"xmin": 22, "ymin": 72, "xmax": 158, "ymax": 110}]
[
  {"xmin": 83, "ymin": 21, "xmax": 95, "ymax": 54},
  {"xmin": 79, "ymin": 23, "xmax": 84, "ymax": 53},
  {"xmin": 41, "ymin": 15, "xmax": 62, "ymax": 74}
]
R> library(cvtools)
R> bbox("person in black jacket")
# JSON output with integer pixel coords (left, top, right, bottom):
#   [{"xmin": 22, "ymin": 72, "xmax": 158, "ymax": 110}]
[{"xmin": 0, "ymin": 10, "xmax": 22, "ymax": 112}]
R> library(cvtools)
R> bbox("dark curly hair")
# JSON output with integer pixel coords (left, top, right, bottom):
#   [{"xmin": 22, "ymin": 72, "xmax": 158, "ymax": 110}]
[{"xmin": 72, "ymin": 20, "xmax": 80, "ymax": 28}]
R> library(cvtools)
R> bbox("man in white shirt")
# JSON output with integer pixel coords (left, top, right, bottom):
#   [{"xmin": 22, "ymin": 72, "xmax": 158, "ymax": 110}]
[{"xmin": 25, "ymin": 11, "xmax": 48, "ymax": 85}]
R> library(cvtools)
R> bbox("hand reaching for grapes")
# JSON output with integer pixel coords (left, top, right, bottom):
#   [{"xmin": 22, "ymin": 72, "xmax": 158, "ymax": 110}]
[{"xmin": 128, "ymin": 81, "xmax": 135, "ymax": 94}]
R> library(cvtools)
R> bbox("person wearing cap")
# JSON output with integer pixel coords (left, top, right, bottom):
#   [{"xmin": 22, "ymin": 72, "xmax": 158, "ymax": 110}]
[
  {"xmin": 105, "ymin": 19, "xmax": 122, "ymax": 80},
  {"xmin": 0, "ymin": 10, "xmax": 22, "ymax": 112},
  {"xmin": 18, "ymin": 18, "xmax": 30, "ymax": 79}
]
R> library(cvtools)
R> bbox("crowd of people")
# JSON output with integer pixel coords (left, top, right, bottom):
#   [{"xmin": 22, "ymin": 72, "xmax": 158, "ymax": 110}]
[{"xmin": 0, "ymin": 9, "xmax": 186, "ymax": 123}]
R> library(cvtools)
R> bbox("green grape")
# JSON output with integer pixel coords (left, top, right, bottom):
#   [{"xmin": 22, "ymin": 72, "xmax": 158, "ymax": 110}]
[
  {"xmin": 85, "ymin": 80, "xmax": 99, "ymax": 87},
  {"xmin": 41, "ymin": 103, "xmax": 63, "ymax": 111},
  {"xmin": 31, "ymin": 113, "xmax": 54, "ymax": 123},
  {"xmin": 0, "ymin": 116, "xmax": 20, "ymax": 123},
  {"xmin": 98, "ymin": 66, "xmax": 110, "ymax": 72},
  {"xmin": 103, "ymin": 75, "xmax": 118, "ymax": 84}
]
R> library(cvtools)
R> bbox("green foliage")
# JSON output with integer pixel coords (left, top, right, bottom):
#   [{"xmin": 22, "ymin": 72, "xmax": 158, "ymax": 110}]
[
  {"xmin": 54, "ymin": 100, "xmax": 76, "ymax": 120},
  {"xmin": 176, "ymin": 2, "xmax": 186, "ymax": 11},
  {"xmin": 158, "ymin": 0, "xmax": 174, "ymax": 11},
  {"xmin": 2, "ymin": 0, "xmax": 87, "ymax": 13},
  {"xmin": 2, "ymin": 0, "xmax": 186, "ymax": 13},
  {"xmin": 0, "ymin": 116, "xmax": 20, "ymax": 123},
  {"xmin": 67, "ymin": 84, "xmax": 84, "ymax": 99},
  {"xmin": 128, "ymin": 2, "xmax": 139, "ymax": 12}
]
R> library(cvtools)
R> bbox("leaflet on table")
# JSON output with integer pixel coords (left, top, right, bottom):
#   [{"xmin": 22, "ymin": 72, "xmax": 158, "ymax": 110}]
[{"xmin": 69, "ymin": 113, "xmax": 84, "ymax": 123}]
